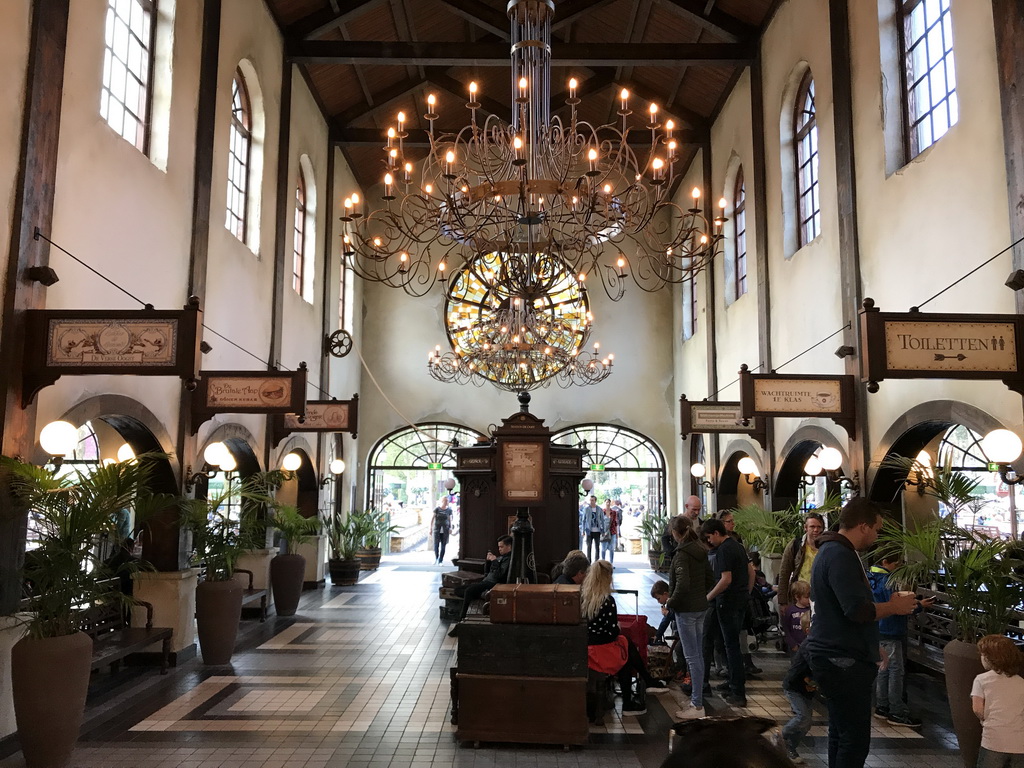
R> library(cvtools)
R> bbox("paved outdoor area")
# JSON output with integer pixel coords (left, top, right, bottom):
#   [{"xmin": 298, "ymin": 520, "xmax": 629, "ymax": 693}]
[{"xmin": 0, "ymin": 552, "xmax": 965, "ymax": 768}]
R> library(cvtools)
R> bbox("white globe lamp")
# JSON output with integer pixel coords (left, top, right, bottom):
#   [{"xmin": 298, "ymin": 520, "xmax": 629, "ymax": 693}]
[
  {"xmin": 39, "ymin": 421, "xmax": 78, "ymax": 457},
  {"xmin": 203, "ymin": 441, "xmax": 229, "ymax": 467},
  {"xmin": 981, "ymin": 429, "xmax": 1023, "ymax": 464},
  {"xmin": 818, "ymin": 447, "xmax": 843, "ymax": 472},
  {"xmin": 282, "ymin": 452, "xmax": 302, "ymax": 472},
  {"xmin": 737, "ymin": 456, "xmax": 759, "ymax": 477},
  {"xmin": 690, "ymin": 462, "xmax": 706, "ymax": 478}
]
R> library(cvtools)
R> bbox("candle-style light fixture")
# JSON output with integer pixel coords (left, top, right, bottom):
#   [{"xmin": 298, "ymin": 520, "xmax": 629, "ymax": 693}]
[{"xmin": 339, "ymin": 0, "xmax": 726, "ymax": 302}]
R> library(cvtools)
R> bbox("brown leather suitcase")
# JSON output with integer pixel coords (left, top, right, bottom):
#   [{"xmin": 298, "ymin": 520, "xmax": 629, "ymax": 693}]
[
  {"xmin": 457, "ymin": 617, "xmax": 587, "ymax": 677},
  {"xmin": 488, "ymin": 583, "xmax": 581, "ymax": 625},
  {"xmin": 442, "ymin": 570, "xmax": 484, "ymax": 589}
]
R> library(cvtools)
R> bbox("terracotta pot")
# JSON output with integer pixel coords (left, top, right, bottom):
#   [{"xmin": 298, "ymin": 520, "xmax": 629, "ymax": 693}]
[
  {"xmin": 329, "ymin": 557, "xmax": 361, "ymax": 586},
  {"xmin": 943, "ymin": 639, "xmax": 984, "ymax": 768},
  {"xmin": 357, "ymin": 546, "xmax": 382, "ymax": 571},
  {"xmin": 12, "ymin": 632, "xmax": 92, "ymax": 768},
  {"xmin": 270, "ymin": 553, "xmax": 306, "ymax": 616},
  {"xmin": 196, "ymin": 579, "xmax": 243, "ymax": 664}
]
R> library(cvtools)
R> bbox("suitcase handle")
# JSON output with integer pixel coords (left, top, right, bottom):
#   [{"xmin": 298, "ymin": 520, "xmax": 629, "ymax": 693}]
[{"xmin": 612, "ymin": 588, "xmax": 639, "ymax": 615}]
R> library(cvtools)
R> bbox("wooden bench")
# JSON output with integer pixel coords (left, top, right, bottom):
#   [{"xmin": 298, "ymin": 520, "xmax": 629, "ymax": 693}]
[
  {"xmin": 234, "ymin": 569, "xmax": 268, "ymax": 621},
  {"xmin": 81, "ymin": 596, "xmax": 173, "ymax": 675},
  {"xmin": 390, "ymin": 524, "xmax": 428, "ymax": 553}
]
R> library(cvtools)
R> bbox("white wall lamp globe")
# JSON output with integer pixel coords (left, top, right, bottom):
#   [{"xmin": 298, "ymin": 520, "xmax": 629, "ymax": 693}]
[
  {"xmin": 203, "ymin": 441, "xmax": 229, "ymax": 468},
  {"xmin": 817, "ymin": 447, "xmax": 843, "ymax": 472},
  {"xmin": 981, "ymin": 429, "xmax": 1023, "ymax": 465},
  {"xmin": 329, "ymin": 459, "xmax": 346, "ymax": 475},
  {"xmin": 737, "ymin": 456, "xmax": 759, "ymax": 477},
  {"xmin": 803, "ymin": 456, "xmax": 822, "ymax": 477},
  {"xmin": 581, "ymin": 477, "xmax": 594, "ymax": 492},
  {"xmin": 282, "ymin": 452, "xmax": 302, "ymax": 472},
  {"xmin": 39, "ymin": 420, "xmax": 78, "ymax": 459},
  {"xmin": 116, "ymin": 443, "xmax": 136, "ymax": 463},
  {"xmin": 219, "ymin": 453, "xmax": 238, "ymax": 473},
  {"xmin": 690, "ymin": 462, "xmax": 706, "ymax": 478}
]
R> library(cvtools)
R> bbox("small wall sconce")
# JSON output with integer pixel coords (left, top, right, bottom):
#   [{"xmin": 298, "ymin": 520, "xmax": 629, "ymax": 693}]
[
  {"xmin": 981, "ymin": 430, "xmax": 1023, "ymax": 538},
  {"xmin": 690, "ymin": 462, "xmax": 714, "ymax": 491},
  {"xmin": 38, "ymin": 420, "xmax": 78, "ymax": 469},
  {"xmin": 737, "ymin": 456, "xmax": 768, "ymax": 493},
  {"xmin": 185, "ymin": 441, "xmax": 236, "ymax": 491},
  {"xmin": 281, "ymin": 452, "xmax": 302, "ymax": 472},
  {"xmin": 444, "ymin": 477, "xmax": 457, "ymax": 492},
  {"xmin": 320, "ymin": 458, "xmax": 346, "ymax": 487},
  {"xmin": 581, "ymin": 477, "xmax": 594, "ymax": 493},
  {"xmin": 903, "ymin": 450, "xmax": 935, "ymax": 496}
]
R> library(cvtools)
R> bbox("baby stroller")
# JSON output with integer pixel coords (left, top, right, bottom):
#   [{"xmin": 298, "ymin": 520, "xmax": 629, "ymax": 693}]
[{"xmin": 746, "ymin": 582, "xmax": 781, "ymax": 650}]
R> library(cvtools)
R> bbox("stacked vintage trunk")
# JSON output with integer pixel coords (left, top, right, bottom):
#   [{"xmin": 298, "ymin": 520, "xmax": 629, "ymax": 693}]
[{"xmin": 453, "ymin": 584, "xmax": 589, "ymax": 747}]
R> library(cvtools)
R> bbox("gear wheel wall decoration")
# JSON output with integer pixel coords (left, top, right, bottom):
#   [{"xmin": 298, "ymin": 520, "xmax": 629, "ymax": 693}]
[{"xmin": 326, "ymin": 330, "xmax": 354, "ymax": 358}]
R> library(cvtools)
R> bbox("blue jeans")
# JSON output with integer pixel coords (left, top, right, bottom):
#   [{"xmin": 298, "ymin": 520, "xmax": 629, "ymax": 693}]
[
  {"xmin": 716, "ymin": 593, "xmax": 747, "ymax": 698},
  {"xmin": 783, "ymin": 690, "xmax": 814, "ymax": 752},
  {"xmin": 876, "ymin": 638, "xmax": 908, "ymax": 717},
  {"xmin": 809, "ymin": 654, "xmax": 877, "ymax": 768},
  {"xmin": 674, "ymin": 610, "xmax": 707, "ymax": 708},
  {"xmin": 600, "ymin": 535, "xmax": 617, "ymax": 563}
]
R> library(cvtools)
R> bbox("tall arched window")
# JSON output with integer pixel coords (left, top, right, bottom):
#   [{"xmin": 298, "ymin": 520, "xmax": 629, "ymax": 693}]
[
  {"xmin": 292, "ymin": 169, "xmax": 307, "ymax": 297},
  {"xmin": 100, "ymin": 0, "xmax": 157, "ymax": 152},
  {"xmin": 226, "ymin": 69, "xmax": 252, "ymax": 242},
  {"xmin": 733, "ymin": 167, "xmax": 747, "ymax": 297},
  {"xmin": 794, "ymin": 72, "xmax": 820, "ymax": 247}
]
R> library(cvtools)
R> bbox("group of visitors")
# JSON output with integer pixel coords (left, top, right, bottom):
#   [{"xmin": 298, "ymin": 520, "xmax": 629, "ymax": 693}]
[{"xmin": 578, "ymin": 496, "xmax": 625, "ymax": 564}]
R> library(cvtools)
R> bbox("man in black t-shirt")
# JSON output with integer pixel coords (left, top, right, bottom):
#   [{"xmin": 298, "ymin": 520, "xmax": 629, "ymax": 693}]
[{"xmin": 701, "ymin": 518, "xmax": 749, "ymax": 707}]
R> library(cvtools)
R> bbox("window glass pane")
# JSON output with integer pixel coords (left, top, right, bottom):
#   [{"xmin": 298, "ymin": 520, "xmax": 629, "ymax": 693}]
[
  {"xmin": 900, "ymin": 0, "xmax": 956, "ymax": 158},
  {"xmin": 100, "ymin": 0, "xmax": 155, "ymax": 153}
]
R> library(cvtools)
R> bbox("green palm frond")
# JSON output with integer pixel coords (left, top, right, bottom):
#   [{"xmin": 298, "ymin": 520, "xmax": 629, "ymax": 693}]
[{"xmin": 731, "ymin": 492, "xmax": 842, "ymax": 555}]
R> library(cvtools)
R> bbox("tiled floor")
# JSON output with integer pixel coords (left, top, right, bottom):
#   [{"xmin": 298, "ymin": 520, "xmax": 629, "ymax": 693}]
[{"xmin": 0, "ymin": 556, "xmax": 965, "ymax": 768}]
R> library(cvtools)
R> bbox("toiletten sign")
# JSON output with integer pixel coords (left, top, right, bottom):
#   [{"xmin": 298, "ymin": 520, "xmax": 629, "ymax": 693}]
[
  {"xmin": 22, "ymin": 302, "xmax": 202, "ymax": 405},
  {"xmin": 860, "ymin": 299, "xmax": 1024, "ymax": 394},
  {"xmin": 738, "ymin": 366, "xmax": 856, "ymax": 438},
  {"xmin": 192, "ymin": 366, "xmax": 307, "ymax": 432},
  {"xmin": 679, "ymin": 395, "xmax": 767, "ymax": 449}
]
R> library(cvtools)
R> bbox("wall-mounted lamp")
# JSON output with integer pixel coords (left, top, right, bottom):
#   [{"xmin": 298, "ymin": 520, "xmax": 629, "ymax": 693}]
[
  {"xmin": 444, "ymin": 477, "xmax": 457, "ymax": 492},
  {"xmin": 902, "ymin": 450, "xmax": 935, "ymax": 496},
  {"xmin": 185, "ymin": 441, "xmax": 235, "ymax": 491},
  {"xmin": 320, "ymin": 458, "xmax": 346, "ymax": 487},
  {"xmin": 737, "ymin": 456, "xmax": 768, "ymax": 493},
  {"xmin": 690, "ymin": 462, "xmax": 714, "ymax": 491},
  {"xmin": 281, "ymin": 452, "xmax": 302, "ymax": 472},
  {"xmin": 981, "ymin": 428, "xmax": 1023, "ymax": 539},
  {"xmin": 581, "ymin": 477, "xmax": 594, "ymax": 493},
  {"xmin": 38, "ymin": 420, "xmax": 78, "ymax": 469}
]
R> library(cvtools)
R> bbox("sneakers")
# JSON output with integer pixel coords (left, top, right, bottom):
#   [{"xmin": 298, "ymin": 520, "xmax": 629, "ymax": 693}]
[
  {"xmin": 787, "ymin": 748, "xmax": 805, "ymax": 764},
  {"xmin": 647, "ymin": 680, "xmax": 669, "ymax": 694},
  {"xmin": 744, "ymin": 661, "xmax": 763, "ymax": 675},
  {"xmin": 622, "ymin": 700, "xmax": 647, "ymax": 716},
  {"xmin": 723, "ymin": 693, "xmax": 748, "ymax": 708},
  {"xmin": 716, "ymin": 680, "xmax": 733, "ymax": 692},
  {"xmin": 674, "ymin": 704, "xmax": 705, "ymax": 720},
  {"xmin": 887, "ymin": 713, "xmax": 922, "ymax": 728},
  {"xmin": 873, "ymin": 707, "xmax": 889, "ymax": 720}
]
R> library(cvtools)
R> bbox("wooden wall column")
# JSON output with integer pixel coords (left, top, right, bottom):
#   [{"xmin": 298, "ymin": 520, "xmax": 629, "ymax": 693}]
[
  {"xmin": 701, "ymin": 141, "xmax": 722, "ymax": 512},
  {"xmin": 315, "ymin": 145, "xmax": 337, "ymax": 479},
  {"xmin": 0, "ymin": 0, "xmax": 71, "ymax": 612}
]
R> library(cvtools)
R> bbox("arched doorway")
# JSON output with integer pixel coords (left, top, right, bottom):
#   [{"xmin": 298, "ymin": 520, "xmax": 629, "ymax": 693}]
[
  {"xmin": 551, "ymin": 423, "xmax": 666, "ymax": 555},
  {"xmin": 367, "ymin": 422, "xmax": 486, "ymax": 556}
]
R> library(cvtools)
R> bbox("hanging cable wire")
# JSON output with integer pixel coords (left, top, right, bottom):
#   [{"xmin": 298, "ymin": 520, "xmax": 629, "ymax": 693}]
[{"xmin": 915, "ymin": 233, "xmax": 1024, "ymax": 310}]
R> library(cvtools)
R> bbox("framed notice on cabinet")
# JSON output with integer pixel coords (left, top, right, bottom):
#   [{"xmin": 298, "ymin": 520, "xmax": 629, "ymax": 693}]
[{"xmin": 497, "ymin": 440, "xmax": 547, "ymax": 507}]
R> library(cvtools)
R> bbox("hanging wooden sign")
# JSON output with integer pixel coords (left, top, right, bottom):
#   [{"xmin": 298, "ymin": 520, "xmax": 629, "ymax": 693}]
[
  {"xmin": 21, "ymin": 300, "xmax": 202, "ymax": 406},
  {"xmin": 191, "ymin": 365, "xmax": 307, "ymax": 433},
  {"xmin": 271, "ymin": 396, "xmax": 359, "ymax": 445},
  {"xmin": 738, "ymin": 364, "xmax": 856, "ymax": 439},
  {"xmin": 679, "ymin": 394, "xmax": 767, "ymax": 449},
  {"xmin": 860, "ymin": 298, "xmax": 1024, "ymax": 394}
]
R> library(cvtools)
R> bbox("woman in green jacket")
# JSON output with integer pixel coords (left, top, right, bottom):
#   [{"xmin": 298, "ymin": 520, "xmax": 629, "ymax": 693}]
[{"xmin": 668, "ymin": 515, "xmax": 715, "ymax": 720}]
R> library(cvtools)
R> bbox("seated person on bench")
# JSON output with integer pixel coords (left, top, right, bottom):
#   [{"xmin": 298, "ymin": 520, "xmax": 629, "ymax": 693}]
[
  {"xmin": 554, "ymin": 552, "xmax": 590, "ymax": 585},
  {"xmin": 455, "ymin": 535, "xmax": 513, "ymax": 622}
]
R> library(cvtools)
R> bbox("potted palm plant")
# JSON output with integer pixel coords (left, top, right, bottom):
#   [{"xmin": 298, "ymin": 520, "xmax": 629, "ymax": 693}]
[
  {"xmin": 268, "ymin": 507, "xmax": 321, "ymax": 615},
  {"xmin": 1, "ymin": 455, "xmax": 174, "ymax": 768},
  {"xmin": 326, "ymin": 511, "xmax": 361, "ymax": 586},
  {"xmin": 353, "ymin": 509, "xmax": 399, "ymax": 571},
  {"xmin": 876, "ymin": 454, "xmax": 1024, "ymax": 768},
  {"xmin": 639, "ymin": 508, "xmax": 670, "ymax": 571}
]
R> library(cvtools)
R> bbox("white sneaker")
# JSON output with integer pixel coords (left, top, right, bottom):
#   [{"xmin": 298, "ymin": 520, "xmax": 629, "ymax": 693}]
[{"xmin": 673, "ymin": 705, "xmax": 705, "ymax": 720}]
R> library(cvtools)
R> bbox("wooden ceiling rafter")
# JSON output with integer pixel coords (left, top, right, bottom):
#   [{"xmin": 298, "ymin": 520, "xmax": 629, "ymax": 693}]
[
  {"xmin": 550, "ymin": 0, "xmax": 619, "ymax": 32},
  {"xmin": 652, "ymin": 0, "xmax": 756, "ymax": 42},
  {"xmin": 436, "ymin": 0, "xmax": 510, "ymax": 41},
  {"xmin": 283, "ymin": 0, "xmax": 386, "ymax": 41}
]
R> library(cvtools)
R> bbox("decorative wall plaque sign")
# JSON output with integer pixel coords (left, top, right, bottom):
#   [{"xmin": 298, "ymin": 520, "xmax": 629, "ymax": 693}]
[
  {"xmin": 271, "ymin": 396, "xmax": 359, "ymax": 445},
  {"xmin": 679, "ymin": 395, "xmax": 768, "ymax": 449},
  {"xmin": 860, "ymin": 298, "xmax": 1024, "ymax": 394},
  {"xmin": 499, "ymin": 440, "xmax": 546, "ymax": 505},
  {"xmin": 22, "ymin": 300, "xmax": 202, "ymax": 405},
  {"xmin": 738, "ymin": 365, "xmax": 856, "ymax": 438},
  {"xmin": 191, "ymin": 365, "xmax": 307, "ymax": 433}
]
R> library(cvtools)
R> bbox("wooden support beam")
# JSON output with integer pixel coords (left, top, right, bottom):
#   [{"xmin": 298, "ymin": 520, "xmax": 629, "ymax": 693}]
[
  {"xmin": 285, "ymin": 39, "xmax": 755, "ymax": 67},
  {"xmin": 424, "ymin": 68, "xmax": 513, "ymax": 122},
  {"xmin": 337, "ymin": 76, "xmax": 427, "ymax": 126},
  {"xmin": 284, "ymin": 0, "xmax": 385, "ymax": 41},
  {"xmin": 268, "ymin": 62, "xmax": 294, "ymax": 375},
  {"xmin": 437, "ymin": 0, "xmax": 510, "ymax": 40},
  {"xmin": 616, "ymin": 78, "xmax": 709, "ymax": 130},
  {"xmin": 551, "ymin": 0, "xmax": 618, "ymax": 31},
  {"xmin": 652, "ymin": 0, "xmax": 757, "ymax": 42}
]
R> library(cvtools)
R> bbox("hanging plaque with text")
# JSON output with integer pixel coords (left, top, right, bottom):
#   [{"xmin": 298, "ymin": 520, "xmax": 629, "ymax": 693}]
[
  {"xmin": 739, "ymin": 365, "xmax": 856, "ymax": 439},
  {"xmin": 679, "ymin": 395, "xmax": 767, "ymax": 449},
  {"xmin": 860, "ymin": 298, "xmax": 1024, "ymax": 394},
  {"xmin": 271, "ymin": 396, "xmax": 359, "ymax": 444},
  {"xmin": 191, "ymin": 365, "xmax": 307, "ymax": 433},
  {"xmin": 22, "ymin": 301, "xmax": 202, "ymax": 406}
]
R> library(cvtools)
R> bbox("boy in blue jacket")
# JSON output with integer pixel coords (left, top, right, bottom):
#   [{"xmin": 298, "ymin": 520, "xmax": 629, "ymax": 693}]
[{"xmin": 868, "ymin": 555, "xmax": 933, "ymax": 727}]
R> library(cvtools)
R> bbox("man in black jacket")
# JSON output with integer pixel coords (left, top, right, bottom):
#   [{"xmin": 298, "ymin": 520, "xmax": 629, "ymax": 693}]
[
  {"xmin": 701, "ymin": 518, "xmax": 750, "ymax": 708},
  {"xmin": 803, "ymin": 499, "xmax": 917, "ymax": 768},
  {"xmin": 454, "ymin": 535, "xmax": 513, "ymax": 623}
]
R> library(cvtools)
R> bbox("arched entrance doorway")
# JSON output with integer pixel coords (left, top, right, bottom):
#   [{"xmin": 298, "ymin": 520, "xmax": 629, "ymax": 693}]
[{"xmin": 367, "ymin": 422, "xmax": 486, "ymax": 557}]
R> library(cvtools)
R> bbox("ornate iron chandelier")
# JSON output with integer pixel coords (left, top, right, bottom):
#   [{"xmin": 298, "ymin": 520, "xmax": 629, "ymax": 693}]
[
  {"xmin": 426, "ymin": 250, "xmax": 613, "ymax": 392},
  {"xmin": 340, "ymin": 0, "xmax": 727, "ymax": 301}
]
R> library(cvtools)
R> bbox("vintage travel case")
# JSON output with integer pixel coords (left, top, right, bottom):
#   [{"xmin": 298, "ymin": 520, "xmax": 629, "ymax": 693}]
[{"xmin": 488, "ymin": 583, "xmax": 581, "ymax": 625}]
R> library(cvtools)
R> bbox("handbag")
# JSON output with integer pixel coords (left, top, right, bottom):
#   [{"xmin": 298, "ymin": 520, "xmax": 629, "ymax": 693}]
[{"xmin": 587, "ymin": 635, "xmax": 629, "ymax": 675}]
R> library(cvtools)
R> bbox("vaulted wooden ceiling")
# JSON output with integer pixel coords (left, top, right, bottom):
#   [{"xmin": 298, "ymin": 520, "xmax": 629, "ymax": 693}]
[{"xmin": 265, "ymin": 0, "xmax": 782, "ymax": 192}]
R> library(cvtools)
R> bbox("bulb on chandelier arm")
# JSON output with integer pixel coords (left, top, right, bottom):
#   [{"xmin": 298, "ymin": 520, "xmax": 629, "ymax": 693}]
[
  {"xmin": 444, "ymin": 150, "xmax": 455, "ymax": 178},
  {"xmin": 342, "ymin": 197, "xmax": 354, "ymax": 221},
  {"xmin": 386, "ymin": 126, "xmax": 395, "ymax": 149},
  {"xmin": 518, "ymin": 77, "xmax": 528, "ymax": 101},
  {"xmin": 383, "ymin": 172, "xmax": 394, "ymax": 199},
  {"xmin": 396, "ymin": 111, "xmax": 406, "ymax": 136},
  {"xmin": 468, "ymin": 81, "xmax": 479, "ymax": 111},
  {"xmin": 568, "ymin": 77, "xmax": 578, "ymax": 100},
  {"xmin": 399, "ymin": 252, "xmax": 409, "ymax": 271},
  {"xmin": 668, "ymin": 139, "xmax": 677, "ymax": 159},
  {"xmin": 619, "ymin": 88, "xmax": 630, "ymax": 113},
  {"xmin": 651, "ymin": 157, "xmax": 664, "ymax": 182},
  {"xmin": 587, "ymin": 147, "xmax": 598, "ymax": 175},
  {"xmin": 404, "ymin": 162, "xmax": 413, "ymax": 184},
  {"xmin": 350, "ymin": 192, "xmax": 360, "ymax": 217},
  {"xmin": 425, "ymin": 93, "xmax": 438, "ymax": 125},
  {"xmin": 648, "ymin": 102, "xmax": 659, "ymax": 126},
  {"xmin": 665, "ymin": 119, "xmax": 674, "ymax": 138}
]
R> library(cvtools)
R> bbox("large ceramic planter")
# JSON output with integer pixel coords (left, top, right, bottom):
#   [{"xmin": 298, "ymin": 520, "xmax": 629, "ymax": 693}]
[
  {"xmin": 196, "ymin": 579, "xmax": 243, "ymax": 664},
  {"xmin": 270, "ymin": 553, "xmax": 306, "ymax": 616},
  {"xmin": 357, "ymin": 546, "xmax": 382, "ymax": 571},
  {"xmin": 943, "ymin": 639, "xmax": 984, "ymax": 768},
  {"xmin": 12, "ymin": 632, "xmax": 92, "ymax": 768},
  {"xmin": 328, "ymin": 557, "xmax": 361, "ymax": 586}
]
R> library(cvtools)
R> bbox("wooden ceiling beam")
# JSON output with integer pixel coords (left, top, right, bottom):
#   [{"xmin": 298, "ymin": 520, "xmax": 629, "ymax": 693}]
[
  {"xmin": 423, "ymin": 68, "xmax": 512, "ymax": 122},
  {"xmin": 651, "ymin": 0, "xmax": 756, "ymax": 42},
  {"xmin": 286, "ymin": 40, "xmax": 754, "ymax": 66},
  {"xmin": 437, "ymin": 0, "xmax": 510, "ymax": 41},
  {"xmin": 331, "ymin": 126, "xmax": 707, "ymax": 147},
  {"xmin": 336, "ymin": 76, "xmax": 428, "ymax": 125},
  {"xmin": 551, "ymin": 0, "xmax": 618, "ymax": 31},
  {"xmin": 283, "ymin": 0, "xmax": 386, "ymax": 41},
  {"xmin": 617, "ymin": 78, "xmax": 709, "ymax": 129}
]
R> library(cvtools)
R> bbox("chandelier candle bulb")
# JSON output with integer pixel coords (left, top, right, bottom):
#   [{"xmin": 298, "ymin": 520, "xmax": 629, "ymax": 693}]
[
  {"xmin": 568, "ymin": 77, "xmax": 578, "ymax": 100},
  {"xmin": 386, "ymin": 126, "xmax": 395, "ymax": 148},
  {"xmin": 518, "ymin": 77, "xmax": 528, "ymax": 101},
  {"xmin": 620, "ymin": 88, "xmax": 630, "ymax": 112}
]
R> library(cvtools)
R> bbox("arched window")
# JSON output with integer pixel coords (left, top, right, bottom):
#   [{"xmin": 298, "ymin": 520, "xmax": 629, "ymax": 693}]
[
  {"xmin": 292, "ymin": 169, "xmax": 307, "ymax": 297},
  {"xmin": 100, "ymin": 0, "xmax": 157, "ymax": 152},
  {"xmin": 226, "ymin": 69, "xmax": 252, "ymax": 242},
  {"xmin": 794, "ymin": 72, "xmax": 820, "ymax": 247},
  {"xmin": 897, "ymin": 0, "xmax": 957, "ymax": 159},
  {"xmin": 733, "ymin": 167, "xmax": 747, "ymax": 297},
  {"xmin": 682, "ymin": 270, "xmax": 698, "ymax": 340}
]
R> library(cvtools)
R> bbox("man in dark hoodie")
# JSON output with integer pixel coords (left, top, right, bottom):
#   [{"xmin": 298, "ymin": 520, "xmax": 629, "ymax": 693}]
[{"xmin": 803, "ymin": 499, "xmax": 917, "ymax": 768}]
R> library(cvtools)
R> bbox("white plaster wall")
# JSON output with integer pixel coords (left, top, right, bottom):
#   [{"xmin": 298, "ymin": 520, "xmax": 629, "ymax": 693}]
[{"xmin": 0, "ymin": 0, "xmax": 31, "ymax": 346}]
